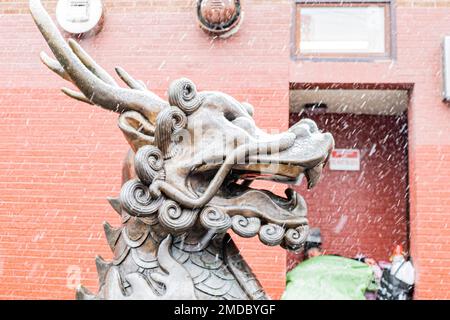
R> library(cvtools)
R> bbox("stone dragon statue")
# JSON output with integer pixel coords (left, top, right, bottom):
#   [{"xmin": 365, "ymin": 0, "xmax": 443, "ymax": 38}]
[{"xmin": 29, "ymin": 0, "xmax": 334, "ymax": 300}]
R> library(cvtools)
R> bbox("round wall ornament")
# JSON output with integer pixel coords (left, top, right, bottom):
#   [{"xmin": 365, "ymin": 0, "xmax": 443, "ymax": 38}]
[
  {"xmin": 56, "ymin": 0, "xmax": 104, "ymax": 37},
  {"xmin": 196, "ymin": 0, "xmax": 243, "ymax": 38}
]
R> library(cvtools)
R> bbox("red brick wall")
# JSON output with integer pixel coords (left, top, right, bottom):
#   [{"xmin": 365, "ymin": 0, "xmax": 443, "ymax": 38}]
[
  {"xmin": 0, "ymin": 0, "xmax": 290, "ymax": 299},
  {"xmin": 287, "ymin": 113, "xmax": 409, "ymax": 270},
  {"xmin": 290, "ymin": 5, "xmax": 450, "ymax": 299},
  {"xmin": 397, "ymin": 0, "xmax": 450, "ymax": 7},
  {"xmin": 1, "ymin": 0, "xmax": 450, "ymax": 300}
]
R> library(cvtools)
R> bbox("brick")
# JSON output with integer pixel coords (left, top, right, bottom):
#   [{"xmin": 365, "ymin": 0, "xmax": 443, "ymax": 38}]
[
  {"xmin": 0, "ymin": 0, "xmax": 290, "ymax": 300},
  {"xmin": 1, "ymin": 0, "xmax": 450, "ymax": 301}
]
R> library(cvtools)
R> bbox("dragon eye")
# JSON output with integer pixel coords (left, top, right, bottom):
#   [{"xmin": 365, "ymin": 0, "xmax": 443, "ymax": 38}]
[{"xmin": 224, "ymin": 111, "xmax": 237, "ymax": 122}]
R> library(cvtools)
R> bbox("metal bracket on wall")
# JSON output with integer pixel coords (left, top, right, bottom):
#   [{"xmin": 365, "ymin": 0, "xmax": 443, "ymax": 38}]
[{"xmin": 442, "ymin": 36, "xmax": 450, "ymax": 103}]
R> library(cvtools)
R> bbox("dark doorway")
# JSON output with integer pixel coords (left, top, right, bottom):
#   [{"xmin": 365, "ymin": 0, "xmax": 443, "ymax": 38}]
[{"xmin": 288, "ymin": 89, "xmax": 410, "ymax": 270}]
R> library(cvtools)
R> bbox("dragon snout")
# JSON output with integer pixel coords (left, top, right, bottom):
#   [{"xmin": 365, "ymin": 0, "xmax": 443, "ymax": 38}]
[{"xmin": 289, "ymin": 118, "xmax": 319, "ymax": 137}]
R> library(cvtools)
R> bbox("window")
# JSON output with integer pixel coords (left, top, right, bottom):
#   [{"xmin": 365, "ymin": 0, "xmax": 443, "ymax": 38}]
[{"xmin": 293, "ymin": 1, "xmax": 394, "ymax": 59}]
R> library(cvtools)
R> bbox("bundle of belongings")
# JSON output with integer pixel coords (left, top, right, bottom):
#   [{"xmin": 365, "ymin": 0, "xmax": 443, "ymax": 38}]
[
  {"xmin": 282, "ymin": 228, "xmax": 378, "ymax": 300},
  {"xmin": 282, "ymin": 230, "xmax": 415, "ymax": 300},
  {"xmin": 377, "ymin": 245, "xmax": 415, "ymax": 300},
  {"xmin": 282, "ymin": 254, "xmax": 378, "ymax": 300}
]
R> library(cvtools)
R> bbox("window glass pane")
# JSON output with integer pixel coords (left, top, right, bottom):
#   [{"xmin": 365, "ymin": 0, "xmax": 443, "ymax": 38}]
[{"xmin": 300, "ymin": 6, "xmax": 386, "ymax": 54}]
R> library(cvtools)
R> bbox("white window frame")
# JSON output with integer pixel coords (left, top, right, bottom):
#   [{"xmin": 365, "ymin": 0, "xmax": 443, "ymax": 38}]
[{"xmin": 291, "ymin": 0, "xmax": 396, "ymax": 61}]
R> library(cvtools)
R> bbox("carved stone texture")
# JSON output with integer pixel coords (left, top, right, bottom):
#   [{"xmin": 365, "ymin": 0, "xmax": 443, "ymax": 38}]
[{"xmin": 30, "ymin": 0, "xmax": 334, "ymax": 300}]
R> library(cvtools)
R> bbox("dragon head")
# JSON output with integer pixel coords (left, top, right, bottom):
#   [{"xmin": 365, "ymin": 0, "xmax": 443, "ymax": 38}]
[
  {"xmin": 110, "ymin": 77, "xmax": 334, "ymax": 251},
  {"xmin": 30, "ymin": 0, "xmax": 333, "ymax": 252}
]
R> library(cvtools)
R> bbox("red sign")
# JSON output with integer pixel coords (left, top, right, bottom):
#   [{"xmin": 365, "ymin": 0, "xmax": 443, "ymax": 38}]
[{"xmin": 329, "ymin": 149, "xmax": 360, "ymax": 171}]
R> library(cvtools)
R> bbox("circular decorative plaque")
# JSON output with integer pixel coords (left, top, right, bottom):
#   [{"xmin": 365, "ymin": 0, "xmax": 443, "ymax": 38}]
[
  {"xmin": 56, "ymin": 0, "xmax": 104, "ymax": 36},
  {"xmin": 197, "ymin": 0, "xmax": 243, "ymax": 38}
]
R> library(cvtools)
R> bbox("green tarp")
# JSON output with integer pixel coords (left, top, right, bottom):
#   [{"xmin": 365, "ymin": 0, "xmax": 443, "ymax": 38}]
[{"xmin": 282, "ymin": 255, "xmax": 377, "ymax": 300}]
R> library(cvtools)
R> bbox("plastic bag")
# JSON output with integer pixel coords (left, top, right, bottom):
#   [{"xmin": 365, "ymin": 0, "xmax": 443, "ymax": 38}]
[
  {"xmin": 282, "ymin": 255, "xmax": 376, "ymax": 300},
  {"xmin": 377, "ymin": 260, "xmax": 414, "ymax": 300}
]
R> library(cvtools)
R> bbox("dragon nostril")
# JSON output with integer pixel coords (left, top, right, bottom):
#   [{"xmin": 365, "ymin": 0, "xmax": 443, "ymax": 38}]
[
  {"xmin": 290, "ymin": 123, "xmax": 312, "ymax": 138},
  {"xmin": 299, "ymin": 119, "xmax": 319, "ymax": 133}
]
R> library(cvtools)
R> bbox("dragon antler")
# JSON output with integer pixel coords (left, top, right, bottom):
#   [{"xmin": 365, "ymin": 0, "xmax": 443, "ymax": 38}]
[{"xmin": 29, "ymin": 0, "xmax": 168, "ymax": 123}]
